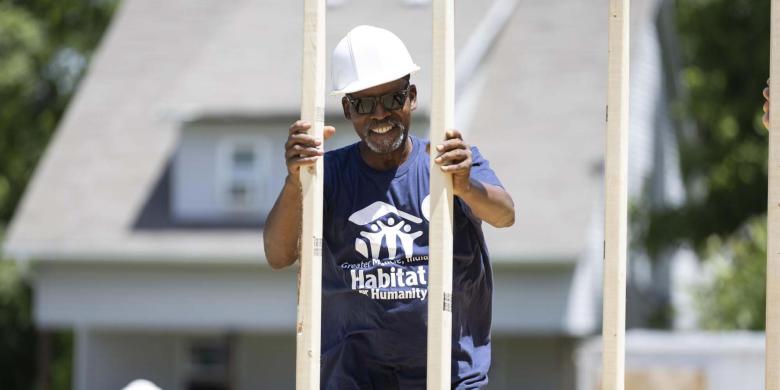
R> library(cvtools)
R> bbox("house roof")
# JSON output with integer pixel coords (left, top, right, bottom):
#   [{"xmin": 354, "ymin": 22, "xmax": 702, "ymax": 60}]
[
  {"xmin": 469, "ymin": 0, "xmax": 608, "ymax": 261},
  {"xmin": 4, "ymin": 0, "xmax": 661, "ymax": 265}
]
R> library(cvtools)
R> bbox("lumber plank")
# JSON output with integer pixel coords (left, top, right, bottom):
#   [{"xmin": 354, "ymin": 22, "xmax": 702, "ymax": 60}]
[
  {"xmin": 767, "ymin": 1, "xmax": 780, "ymax": 388},
  {"xmin": 296, "ymin": 0, "xmax": 325, "ymax": 388},
  {"xmin": 601, "ymin": 0, "xmax": 630, "ymax": 389},
  {"xmin": 427, "ymin": 0, "xmax": 455, "ymax": 388}
]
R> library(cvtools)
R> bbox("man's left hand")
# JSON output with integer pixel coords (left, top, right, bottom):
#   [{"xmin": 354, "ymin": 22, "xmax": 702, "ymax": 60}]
[{"xmin": 434, "ymin": 129, "xmax": 472, "ymax": 196}]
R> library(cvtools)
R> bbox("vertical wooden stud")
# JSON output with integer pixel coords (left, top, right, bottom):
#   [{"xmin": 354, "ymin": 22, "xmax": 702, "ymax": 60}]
[
  {"xmin": 601, "ymin": 0, "xmax": 630, "ymax": 389},
  {"xmin": 428, "ymin": 0, "xmax": 455, "ymax": 388},
  {"xmin": 767, "ymin": 1, "xmax": 780, "ymax": 388},
  {"xmin": 297, "ymin": 0, "xmax": 325, "ymax": 388}
]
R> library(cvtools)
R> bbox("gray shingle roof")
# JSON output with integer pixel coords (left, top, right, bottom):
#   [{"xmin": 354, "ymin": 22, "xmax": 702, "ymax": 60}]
[
  {"xmin": 469, "ymin": 0, "xmax": 610, "ymax": 261},
  {"xmin": 467, "ymin": 0, "xmax": 663, "ymax": 261}
]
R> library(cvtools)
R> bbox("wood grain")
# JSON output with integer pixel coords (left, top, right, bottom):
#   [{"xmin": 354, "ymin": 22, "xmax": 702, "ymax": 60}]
[
  {"xmin": 427, "ymin": 0, "xmax": 455, "ymax": 389},
  {"xmin": 296, "ymin": 0, "xmax": 325, "ymax": 388},
  {"xmin": 601, "ymin": 0, "xmax": 630, "ymax": 389},
  {"xmin": 767, "ymin": 1, "xmax": 780, "ymax": 388}
]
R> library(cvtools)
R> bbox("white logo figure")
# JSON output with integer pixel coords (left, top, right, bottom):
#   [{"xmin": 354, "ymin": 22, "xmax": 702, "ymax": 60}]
[{"xmin": 349, "ymin": 201, "xmax": 425, "ymax": 260}]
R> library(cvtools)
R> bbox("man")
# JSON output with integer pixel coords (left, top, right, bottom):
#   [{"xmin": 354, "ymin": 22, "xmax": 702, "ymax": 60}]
[{"xmin": 263, "ymin": 25, "xmax": 515, "ymax": 389}]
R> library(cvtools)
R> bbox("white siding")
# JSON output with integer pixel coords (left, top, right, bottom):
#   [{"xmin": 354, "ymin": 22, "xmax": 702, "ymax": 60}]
[
  {"xmin": 36, "ymin": 261, "xmax": 580, "ymax": 334},
  {"xmin": 34, "ymin": 263, "xmax": 297, "ymax": 330}
]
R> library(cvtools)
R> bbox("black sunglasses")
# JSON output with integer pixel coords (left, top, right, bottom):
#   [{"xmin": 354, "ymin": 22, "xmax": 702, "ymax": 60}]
[{"xmin": 346, "ymin": 84, "xmax": 411, "ymax": 115}]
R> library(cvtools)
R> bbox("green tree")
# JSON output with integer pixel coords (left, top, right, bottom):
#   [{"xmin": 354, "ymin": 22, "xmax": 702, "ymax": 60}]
[
  {"xmin": 645, "ymin": 0, "xmax": 770, "ymax": 255},
  {"xmin": 0, "ymin": 0, "xmax": 117, "ymax": 225},
  {"xmin": 695, "ymin": 217, "xmax": 767, "ymax": 330},
  {"xmin": 0, "ymin": 259, "xmax": 36, "ymax": 389},
  {"xmin": 0, "ymin": 4, "xmax": 47, "ymax": 225},
  {"xmin": 642, "ymin": 0, "xmax": 770, "ymax": 330}
]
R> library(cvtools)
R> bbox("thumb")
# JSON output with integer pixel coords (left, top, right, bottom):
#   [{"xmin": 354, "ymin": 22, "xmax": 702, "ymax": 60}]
[{"xmin": 324, "ymin": 125, "xmax": 336, "ymax": 140}]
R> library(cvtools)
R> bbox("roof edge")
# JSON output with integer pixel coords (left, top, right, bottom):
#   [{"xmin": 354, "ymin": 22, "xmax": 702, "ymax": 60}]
[{"xmin": 3, "ymin": 241, "xmax": 268, "ymax": 266}]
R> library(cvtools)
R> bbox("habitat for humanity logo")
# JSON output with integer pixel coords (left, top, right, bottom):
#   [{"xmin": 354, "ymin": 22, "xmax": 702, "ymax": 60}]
[
  {"xmin": 346, "ymin": 198, "xmax": 430, "ymax": 301},
  {"xmin": 348, "ymin": 200, "xmax": 428, "ymax": 262}
]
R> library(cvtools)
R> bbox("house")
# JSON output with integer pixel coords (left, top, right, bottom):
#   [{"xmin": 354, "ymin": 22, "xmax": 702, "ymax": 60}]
[{"xmin": 3, "ymin": 0, "xmax": 682, "ymax": 388}]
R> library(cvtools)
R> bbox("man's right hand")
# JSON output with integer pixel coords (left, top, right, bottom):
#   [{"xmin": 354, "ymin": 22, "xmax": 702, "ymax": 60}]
[
  {"xmin": 285, "ymin": 120, "xmax": 336, "ymax": 178},
  {"xmin": 265, "ymin": 121, "xmax": 335, "ymax": 269}
]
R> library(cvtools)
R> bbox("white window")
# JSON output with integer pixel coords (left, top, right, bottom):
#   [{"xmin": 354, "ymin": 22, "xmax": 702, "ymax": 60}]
[{"xmin": 216, "ymin": 136, "xmax": 273, "ymax": 215}]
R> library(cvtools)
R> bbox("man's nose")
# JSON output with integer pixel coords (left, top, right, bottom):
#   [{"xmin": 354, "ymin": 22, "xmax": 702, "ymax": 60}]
[{"xmin": 370, "ymin": 101, "xmax": 390, "ymax": 120}]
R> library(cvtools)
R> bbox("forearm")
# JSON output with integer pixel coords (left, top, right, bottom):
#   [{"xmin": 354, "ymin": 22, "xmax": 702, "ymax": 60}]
[
  {"xmin": 263, "ymin": 175, "xmax": 304, "ymax": 269},
  {"xmin": 456, "ymin": 179, "xmax": 515, "ymax": 228}
]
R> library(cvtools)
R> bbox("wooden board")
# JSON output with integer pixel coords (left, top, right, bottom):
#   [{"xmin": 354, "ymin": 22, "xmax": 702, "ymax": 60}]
[
  {"xmin": 767, "ymin": 1, "xmax": 780, "ymax": 388},
  {"xmin": 601, "ymin": 0, "xmax": 630, "ymax": 389},
  {"xmin": 296, "ymin": 0, "xmax": 325, "ymax": 388},
  {"xmin": 427, "ymin": 0, "xmax": 455, "ymax": 389}
]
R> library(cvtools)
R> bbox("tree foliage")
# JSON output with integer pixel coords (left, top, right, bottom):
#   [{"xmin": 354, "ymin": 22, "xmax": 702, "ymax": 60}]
[
  {"xmin": 0, "ymin": 259, "xmax": 36, "ymax": 389},
  {"xmin": 644, "ymin": 0, "xmax": 770, "ymax": 255},
  {"xmin": 644, "ymin": 0, "xmax": 771, "ymax": 330},
  {"xmin": 695, "ymin": 217, "xmax": 767, "ymax": 330},
  {"xmin": 0, "ymin": 0, "xmax": 116, "ymax": 225}
]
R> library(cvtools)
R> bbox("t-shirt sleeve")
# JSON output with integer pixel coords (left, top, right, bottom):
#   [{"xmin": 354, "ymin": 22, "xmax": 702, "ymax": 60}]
[{"xmin": 469, "ymin": 146, "xmax": 504, "ymax": 189}]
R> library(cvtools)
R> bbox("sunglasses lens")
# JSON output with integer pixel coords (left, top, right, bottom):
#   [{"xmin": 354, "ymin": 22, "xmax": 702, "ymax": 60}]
[
  {"xmin": 382, "ymin": 93, "xmax": 405, "ymax": 111},
  {"xmin": 356, "ymin": 98, "xmax": 375, "ymax": 115}
]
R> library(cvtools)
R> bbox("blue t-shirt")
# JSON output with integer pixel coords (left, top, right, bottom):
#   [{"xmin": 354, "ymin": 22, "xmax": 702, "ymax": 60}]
[{"xmin": 321, "ymin": 135, "xmax": 503, "ymax": 389}]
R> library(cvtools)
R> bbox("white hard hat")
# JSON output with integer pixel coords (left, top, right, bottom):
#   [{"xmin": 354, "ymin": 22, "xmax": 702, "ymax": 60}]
[
  {"xmin": 121, "ymin": 379, "xmax": 162, "ymax": 390},
  {"xmin": 331, "ymin": 25, "xmax": 421, "ymax": 95}
]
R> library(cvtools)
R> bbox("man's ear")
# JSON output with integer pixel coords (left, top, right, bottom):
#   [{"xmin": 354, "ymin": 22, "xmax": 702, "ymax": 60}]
[
  {"xmin": 409, "ymin": 84, "xmax": 418, "ymax": 111},
  {"xmin": 341, "ymin": 97, "xmax": 352, "ymax": 120}
]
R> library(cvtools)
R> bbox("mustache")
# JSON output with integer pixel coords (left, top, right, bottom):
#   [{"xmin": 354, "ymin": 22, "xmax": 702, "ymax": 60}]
[{"xmin": 366, "ymin": 119, "xmax": 405, "ymax": 132}]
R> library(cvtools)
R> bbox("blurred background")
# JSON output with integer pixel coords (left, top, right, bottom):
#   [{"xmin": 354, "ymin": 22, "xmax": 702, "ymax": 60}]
[{"xmin": 0, "ymin": 0, "xmax": 772, "ymax": 389}]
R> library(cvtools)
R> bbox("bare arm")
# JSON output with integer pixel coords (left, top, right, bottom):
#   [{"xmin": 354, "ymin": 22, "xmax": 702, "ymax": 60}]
[
  {"xmin": 263, "ymin": 175, "xmax": 304, "ymax": 269},
  {"xmin": 434, "ymin": 129, "xmax": 515, "ymax": 228},
  {"xmin": 263, "ymin": 121, "xmax": 334, "ymax": 269},
  {"xmin": 455, "ymin": 179, "xmax": 515, "ymax": 228}
]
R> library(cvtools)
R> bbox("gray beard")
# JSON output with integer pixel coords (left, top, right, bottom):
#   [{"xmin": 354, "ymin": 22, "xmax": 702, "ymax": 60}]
[{"xmin": 366, "ymin": 123, "xmax": 406, "ymax": 154}]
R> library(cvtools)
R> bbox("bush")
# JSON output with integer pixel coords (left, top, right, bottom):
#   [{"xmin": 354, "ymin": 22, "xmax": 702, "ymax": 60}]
[{"xmin": 694, "ymin": 217, "xmax": 767, "ymax": 330}]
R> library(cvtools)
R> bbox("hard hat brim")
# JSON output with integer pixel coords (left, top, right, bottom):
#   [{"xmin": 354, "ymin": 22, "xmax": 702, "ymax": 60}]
[{"xmin": 330, "ymin": 65, "xmax": 421, "ymax": 96}]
